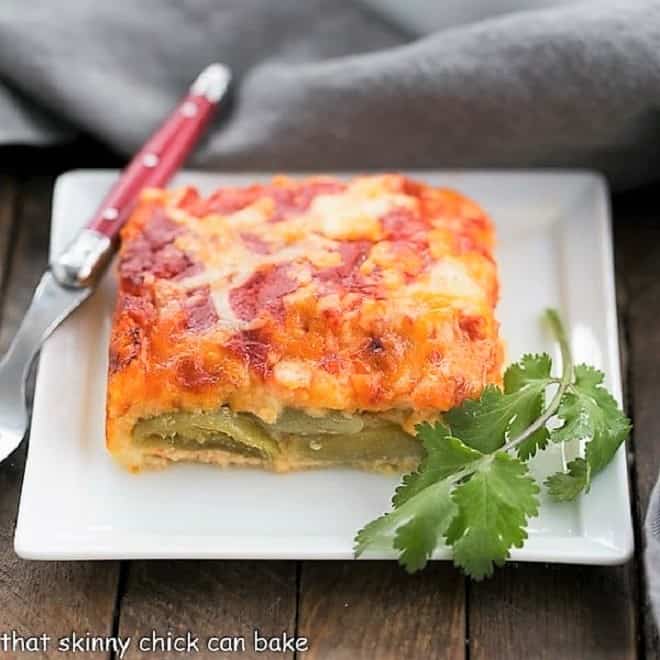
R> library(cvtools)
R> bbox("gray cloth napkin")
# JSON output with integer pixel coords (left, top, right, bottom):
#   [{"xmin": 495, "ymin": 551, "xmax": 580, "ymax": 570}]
[
  {"xmin": 647, "ymin": 476, "xmax": 660, "ymax": 624},
  {"xmin": 1, "ymin": 0, "xmax": 660, "ymax": 189}
]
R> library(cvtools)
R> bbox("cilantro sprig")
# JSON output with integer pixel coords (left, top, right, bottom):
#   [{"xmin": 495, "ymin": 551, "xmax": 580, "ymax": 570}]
[{"xmin": 354, "ymin": 309, "xmax": 631, "ymax": 579}]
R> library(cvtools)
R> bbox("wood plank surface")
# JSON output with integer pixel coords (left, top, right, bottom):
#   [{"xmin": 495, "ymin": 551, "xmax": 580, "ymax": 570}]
[
  {"xmin": 0, "ymin": 176, "xmax": 16, "ymax": 305},
  {"xmin": 0, "ymin": 177, "xmax": 120, "ymax": 659},
  {"xmin": 0, "ymin": 177, "xmax": 51, "ymax": 353},
  {"xmin": 469, "ymin": 564, "xmax": 636, "ymax": 660},
  {"xmin": 613, "ymin": 194, "xmax": 660, "ymax": 660},
  {"xmin": 297, "ymin": 562, "xmax": 465, "ymax": 660},
  {"xmin": 117, "ymin": 560, "xmax": 297, "ymax": 660}
]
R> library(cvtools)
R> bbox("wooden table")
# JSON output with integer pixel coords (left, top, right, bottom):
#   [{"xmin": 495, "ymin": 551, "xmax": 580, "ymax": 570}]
[{"xmin": 0, "ymin": 148, "xmax": 657, "ymax": 659}]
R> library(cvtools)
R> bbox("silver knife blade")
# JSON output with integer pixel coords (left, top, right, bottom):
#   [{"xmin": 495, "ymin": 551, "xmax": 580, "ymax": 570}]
[{"xmin": 0, "ymin": 272, "xmax": 91, "ymax": 461}]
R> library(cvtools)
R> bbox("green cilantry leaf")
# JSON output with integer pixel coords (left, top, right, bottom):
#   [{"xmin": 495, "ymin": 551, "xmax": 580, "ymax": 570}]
[
  {"xmin": 574, "ymin": 365, "xmax": 632, "ymax": 474},
  {"xmin": 355, "ymin": 425, "xmax": 482, "ymax": 572},
  {"xmin": 545, "ymin": 364, "xmax": 631, "ymax": 499},
  {"xmin": 355, "ymin": 424, "xmax": 540, "ymax": 578},
  {"xmin": 392, "ymin": 480, "xmax": 458, "ymax": 573},
  {"xmin": 354, "ymin": 309, "xmax": 632, "ymax": 580},
  {"xmin": 549, "ymin": 365, "xmax": 606, "ymax": 446},
  {"xmin": 503, "ymin": 352, "xmax": 552, "ymax": 392},
  {"xmin": 393, "ymin": 423, "xmax": 481, "ymax": 506},
  {"xmin": 447, "ymin": 453, "xmax": 540, "ymax": 579},
  {"xmin": 444, "ymin": 354, "xmax": 552, "ymax": 457},
  {"xmin": 504, "ymin": 354, "xmax": 552, "ymax": 459},
  {"xmin": 545, "ymin": 458, "xmax": 589, "ymax": 501},
  {"xmin": 354, "ymin": 478, "xmax": 459, "ymax": 573},
  {"xmin": 442, "ymin": 386, "xmax": 511, "ymax": 453}
]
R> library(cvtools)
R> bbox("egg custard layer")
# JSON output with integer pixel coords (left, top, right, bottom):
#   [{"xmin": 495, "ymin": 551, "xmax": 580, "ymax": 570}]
[{"xmin": 106, "ymin": 174, "xmax": 503, "ymax": 472}]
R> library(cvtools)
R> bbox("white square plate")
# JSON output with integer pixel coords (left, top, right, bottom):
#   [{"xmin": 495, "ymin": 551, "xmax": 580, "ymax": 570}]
[{"xmin": 15, "ymin": 170, "xmax": 633, "ymax": 562}]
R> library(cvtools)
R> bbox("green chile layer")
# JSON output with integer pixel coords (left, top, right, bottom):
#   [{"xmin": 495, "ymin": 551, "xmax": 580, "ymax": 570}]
[{"xmin": 132, "ymin": 407, "xmax": 423, "ymax": 464}]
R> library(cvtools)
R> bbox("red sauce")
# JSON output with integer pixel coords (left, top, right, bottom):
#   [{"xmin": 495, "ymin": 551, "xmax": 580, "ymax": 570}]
[
  {"xmin": 380, "ymin": 208, "xmax": 428, "ymax": 245},
  {"xmin": 192, "ymin": 181, "xmax": 347, "ymax": 222},
  {"xmin": 465, "ymin": 214, "xmax": 491, "ymax": 232},
  {"xmin": 151, "ymin": 244, "xmax": 197, "ymax": 280},
  {"xmin": 119, "ymin": 237, "xmax": 154, "ymax": 293},
  {"xmin": 174, "ymin": 187, "xmax": 201, "ymax": 212},
  {"xmin": 229, "ymin": 264, "xmax": 298, "ymax": 322},
  {"xmin": 142, "ymin": 209, "xmax": 181, "ymax": 248},
  {"xmin": 317, "ymin": 240, "xmax": 382, "ymax": 296},
  {"xmin": 175, "ymin": 356, "xmax": 220, "ymax": 389},
  {"xmin": 427, "ymin": 349, "xmax": 445, "ymax": 366},
  {"xmin": 459, "ymin": 314, "xmax": 486, "ymax": 341},
  {"xmin": 226, "ymin": 329, "xmax": 271, "ymax": 378},
  {"xmin": 268, "ymin": 181, "xmax": 347, "ymax": 222},
  {"xmin": 118, "ymin": 292, "xmax": 155, "ymax": 326},
  {"xmin": 119, "ymin": 209, "xmax": 201, "ymax": 292},
  {"xmin": 108, "ymin": 294, "xmax": 155, "ymax": 373},
  {"xmin": 455, "ymin": 233, "xmax": 492, "ymax": 260},
  {"xmin": 182, "ymin": 286, "xmax": 218, "ymax": 333},
  {"xmin": 198, "ymin": 186, "xmax": 264, "ymax": 215},
  {"xmin": 109, "ymin": 326, "xmax": 141, "ymax": 374},
  {"xmin": 240, "ymin": 232, "xmax": 271, "ymax": 255},
  {"xmin": 379, "ymin": 208, "xmax": 432, "ymax": 282},
  {"xmin": 173, "ymin": 262, "xmax": 204, "ymax": 280},
  {"xmin": 319, "ymin": 241, "xmax": 370, "ymax": 283},
  {"xmin": 319, "ymin": 352, "xmax": 344, "ymax": 375}
]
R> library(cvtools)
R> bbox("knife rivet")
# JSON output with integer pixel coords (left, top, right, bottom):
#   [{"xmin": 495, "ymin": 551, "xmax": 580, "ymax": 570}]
[
  {"xmin": 142, "ymin": 153, "xmax": 159, "ymax": 168},
  {"xmin": 102, "ymin": 208, "xmax": 119, "ymax": 221},
  {"xmin": 181, "ymin": 101, "xmax": 198, "ymax": 118}
]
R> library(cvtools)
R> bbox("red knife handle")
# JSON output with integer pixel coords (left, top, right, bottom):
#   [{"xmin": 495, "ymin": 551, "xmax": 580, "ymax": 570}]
[
  {"xmin": 50, "ymin": 63, "xmax": 231, "ymax": 290},
  {"xmin": 88, "ymin": 65, "xmax": 230, "ymax": 239}
]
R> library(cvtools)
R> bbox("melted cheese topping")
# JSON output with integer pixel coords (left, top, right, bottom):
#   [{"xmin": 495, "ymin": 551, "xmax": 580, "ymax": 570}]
[{"xmin": 106, "ymin": 174, "xmax": 503, "ymax": 469}]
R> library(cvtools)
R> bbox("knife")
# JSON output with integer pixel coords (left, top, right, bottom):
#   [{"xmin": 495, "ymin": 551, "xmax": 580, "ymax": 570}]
[{"xmin": 0, "ymin": 63, "xmax": 232, "ymax": 462}]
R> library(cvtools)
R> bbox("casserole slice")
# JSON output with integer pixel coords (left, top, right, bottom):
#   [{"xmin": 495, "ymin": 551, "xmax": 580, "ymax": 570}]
[{"xmin": 106, "ymin": 174, "xmax": 503, "ymax": 472}]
